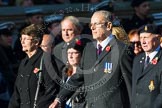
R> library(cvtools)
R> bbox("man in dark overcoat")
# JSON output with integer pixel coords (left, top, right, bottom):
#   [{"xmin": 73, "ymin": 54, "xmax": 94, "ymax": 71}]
[
  {"xmin": 49, "ymin": 10, "xmax": 133, "ymax": 108},
  {"xmin": 132, "ymin": 24, "xmax": 162, "ymax": 108},
  {"xmin": 52, "ymin": 16, "xmax": 82, "ymax": 64}
]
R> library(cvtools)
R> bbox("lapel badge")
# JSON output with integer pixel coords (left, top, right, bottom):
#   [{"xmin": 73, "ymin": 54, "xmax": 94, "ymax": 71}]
[
  {"xmin": 148, "ymin": 80, "xmax": 155, "ymax": 92},
  {"xmin": 104, "ymin": 62, "xmax": 112, "ymax": 73},
  {"xmin": 140, "ymin": 57, "xmax": 145, "ymax": 63}
]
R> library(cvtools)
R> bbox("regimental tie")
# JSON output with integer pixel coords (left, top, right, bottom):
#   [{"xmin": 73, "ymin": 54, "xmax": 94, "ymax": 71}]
[
  {"xmin": 97, "ymin": 44, "xmax": 102, "ymax": 55},
  {"xmin": 144, "ymin": 56, "xmax": 150, "ymax": 69}
]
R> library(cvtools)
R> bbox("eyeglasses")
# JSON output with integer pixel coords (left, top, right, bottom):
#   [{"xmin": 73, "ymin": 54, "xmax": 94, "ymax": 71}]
[
  {"xmin": 89, "ymin": 22, "xmax": 107, "ymax": 28},
  {"xmin": 130, "ymin": 41, "xmax": 141, "ymax": 46},
  {"xmin": 20, "ymin": 37, "xmax": 33, "ymax": 41},
  {"xmin": 67, "ymin": 51, "xmax": 80, "ymax": 55}
]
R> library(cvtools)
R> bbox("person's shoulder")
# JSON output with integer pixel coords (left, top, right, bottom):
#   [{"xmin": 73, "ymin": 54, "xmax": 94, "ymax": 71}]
[
  {"xmin": 75, "ymin": 34, "xmax": 94, "ymax": 45},
  {"xmin": 52, "ymin": 41, "xmax": 65, "ymax": 58},
  {"xmin": 115, "ymin": 39, "xmax": 135, "ymax": 57},
  {"xmin": 84, "ymin": 39, "xmax": 95, "ymax": 47},
  {"xmin": 130, "ymin": 14, "xmax": 139, "ymax": 21},
  {"xmin": 54, "ymin": 41, "xmax": 65, "ymax": 50},
  {"xmin": 19, "ymin": 56, "xmax": 28, "ymax": 66},
  {"xmin": 80, "ymin": 34, "xmax": 93, "ymax": 41},
  {"xmin": 115, "ymin": 38, "xmax": 127, "ymax": 48},
  {"xmin": 56, "ymin": 41, "xmax": 65, "ymax": 46},
  {"xmin": 134, "ymin": 52, "xmax": 145, "ymax": 62}
]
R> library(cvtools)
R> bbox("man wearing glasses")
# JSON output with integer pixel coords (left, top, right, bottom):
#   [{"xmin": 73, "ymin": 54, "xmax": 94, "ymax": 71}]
[{"xmin": 49, "ymin": 10, "xmax": 133, "ymax": 108}]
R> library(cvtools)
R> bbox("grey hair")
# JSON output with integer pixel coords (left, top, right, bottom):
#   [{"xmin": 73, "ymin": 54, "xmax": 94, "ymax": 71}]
[
  {"xmin": 93, "ymin": 10, "xmax": 113, "ymax": 22},
  {"xmin": 61, "ymin": 16, "xmax": 83, "ymax": 33}
]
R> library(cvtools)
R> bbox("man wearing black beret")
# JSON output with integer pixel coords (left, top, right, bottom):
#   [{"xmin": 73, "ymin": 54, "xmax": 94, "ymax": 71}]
[{"xmin": 132, "ymin": 24, "xmax": 162, "ymax": 108}]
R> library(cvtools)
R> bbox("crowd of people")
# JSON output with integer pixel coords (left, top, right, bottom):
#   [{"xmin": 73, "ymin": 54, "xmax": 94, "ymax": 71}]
[{"xmin": 0, "ymin": 0, "xmax": 162, "ymax": 108}]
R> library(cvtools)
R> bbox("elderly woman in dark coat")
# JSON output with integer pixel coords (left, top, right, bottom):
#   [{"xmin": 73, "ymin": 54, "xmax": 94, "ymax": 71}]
[{"xmin": 8, "ymin": 24, "xmax": 64, "ymax": 108}]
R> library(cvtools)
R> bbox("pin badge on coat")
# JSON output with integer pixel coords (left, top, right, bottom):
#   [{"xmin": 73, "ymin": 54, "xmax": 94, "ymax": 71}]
[{"xmin": 148, "ymin": 80, "xmax": 155, "ymax": 92}]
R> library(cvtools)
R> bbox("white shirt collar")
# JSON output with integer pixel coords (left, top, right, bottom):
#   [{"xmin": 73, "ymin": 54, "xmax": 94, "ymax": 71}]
[
  {"xmin": 97, "ymin": 34, "xmax": 114, "ymax": 50},
  {"xmin": 145, "ymin": 45, "xmax": 161, "ymax": 62}
]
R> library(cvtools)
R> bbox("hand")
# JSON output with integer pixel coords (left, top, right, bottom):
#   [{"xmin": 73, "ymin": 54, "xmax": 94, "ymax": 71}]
[{"xmin": 49, "ymin": 99, "xmax": 59, "ymax": 108}]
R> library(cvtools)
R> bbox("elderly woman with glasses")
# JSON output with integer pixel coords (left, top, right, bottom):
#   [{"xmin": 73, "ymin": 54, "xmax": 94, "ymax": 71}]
[{"xmin": 8, "ymin": 24, "xmax": 63, "ymax": 108}]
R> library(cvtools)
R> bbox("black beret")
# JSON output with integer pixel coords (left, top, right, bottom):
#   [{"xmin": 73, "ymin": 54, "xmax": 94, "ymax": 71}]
[
  {"xmin": 67, "ymin": 38, "xmax": 85, "ymax": 54},
  {"xmin": 131, "ymin": 0, "xmax": 149, "ymax": 7},
  {"xmin": 0, "ymin": 22, "xmax": 15, "ymax": 35},
  {"xmin": 138, "ymin": 24, "xmax": 161, "ymax": 35},
  {"xmin": 67, "ymin": 35, "xmax": 93, "ymax": 55}
]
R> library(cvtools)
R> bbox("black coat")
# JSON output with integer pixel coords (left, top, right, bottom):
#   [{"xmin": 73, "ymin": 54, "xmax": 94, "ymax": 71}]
[
  {"xmin": 8, "ymin": 48, "xmax": 62, "ymax": 108},
  {"xmin": 132, "ymin": 48, "xmax": 162, "ymax": 108},
  {"xmin": 58, "ymin": 36, "xmax": 133, "ymax": 108},
  {"xmin": 53, "ymin": 42, "xmax": 68, "ymax": 64}
]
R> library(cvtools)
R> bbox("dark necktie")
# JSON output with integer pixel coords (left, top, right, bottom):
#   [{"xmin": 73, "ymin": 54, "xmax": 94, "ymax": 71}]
[
  {"xmin": 144, "ymin": 56, "xmax": 150, "ymax": 69},
  {"xmin": 97, "ymin": 44, "xmax": 102, "ymax": 55}
]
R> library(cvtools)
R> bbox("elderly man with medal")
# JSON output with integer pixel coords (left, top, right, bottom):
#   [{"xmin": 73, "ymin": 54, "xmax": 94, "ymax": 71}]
[{"xmin": 132, "ymin": 24, "xmax": 162, "ymax": 108}]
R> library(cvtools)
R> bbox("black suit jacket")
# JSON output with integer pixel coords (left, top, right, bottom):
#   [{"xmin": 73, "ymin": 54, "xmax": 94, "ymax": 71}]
[
  {"xmin": 58, "ymin": 36, "xmax": 133, "ymax": 108},
  {"xmin": 132, "ymin": 48, "xmax": 162, "ymax": 108}
]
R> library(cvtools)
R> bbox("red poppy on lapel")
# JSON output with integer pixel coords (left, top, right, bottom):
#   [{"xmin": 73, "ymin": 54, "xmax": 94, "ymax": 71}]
[
  {"xmin": 151, "ymin": 57, "xmax": 158, "ymax": 65},
  {"xmin": 75, "ymin": 39, "xmax": 81, "ymax": 46},
  {"xmin": 105, "ymin": 46, "xmax": 111, "ymax": 52},
  {"xmin": 33, "ymin": 67, "xmax": 40, "ymax": 74}
]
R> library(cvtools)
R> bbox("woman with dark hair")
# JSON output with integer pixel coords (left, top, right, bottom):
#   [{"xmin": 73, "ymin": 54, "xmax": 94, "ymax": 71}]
[
  {"xmin": 62, "ymin": 38, "xmax": 86, "ymax": 108},
  {"xmin": 8, "ymin": 24, "xmax": 62, "ymax": 108}
]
